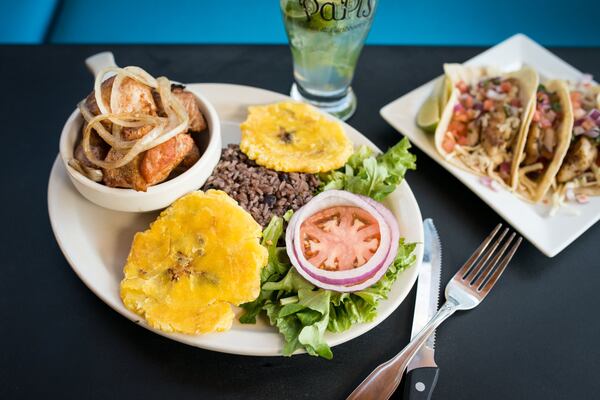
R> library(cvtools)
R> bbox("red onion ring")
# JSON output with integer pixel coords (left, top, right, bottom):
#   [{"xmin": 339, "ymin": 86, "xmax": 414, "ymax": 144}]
[
  {"xmin": 291, "ymin": 190, "xmax": 390, "ymax": 280},
  {"xmin": 285, "ymin": 190, "xmax": 400, "ymax": 292}
]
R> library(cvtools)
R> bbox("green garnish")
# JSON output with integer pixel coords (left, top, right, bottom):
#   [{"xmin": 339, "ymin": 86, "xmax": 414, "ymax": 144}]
[
  {"xmin": 239, "ymin": 139, "xmax": 418, "ymax": 359},
  {"xmin": 240, "ymin": 214, "xmax": 416, "ymax": 359},
  {"xmin": 319, "ymin": 137, "xmax": 417, "ymax": 201},
  {"xmin": 551, "ymin": 100, "xmax": 562, "ymax": 112}
]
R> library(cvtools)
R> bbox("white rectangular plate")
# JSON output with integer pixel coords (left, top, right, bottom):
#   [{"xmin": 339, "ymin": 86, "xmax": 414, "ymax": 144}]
[{"xmin": 380, "ymin": 34, "xmax": 600, "ymax": 257}]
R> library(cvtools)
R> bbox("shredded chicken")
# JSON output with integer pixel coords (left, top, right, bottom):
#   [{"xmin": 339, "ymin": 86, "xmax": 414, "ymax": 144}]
[{"xmin": 556, "ymin": 137, "xmax": 598, "ymax": 183}]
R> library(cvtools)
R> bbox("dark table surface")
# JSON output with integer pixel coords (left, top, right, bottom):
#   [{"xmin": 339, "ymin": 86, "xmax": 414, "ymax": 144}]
[{"xmin": 1, "ymin": 45, "xmax": 599, "ymax": 400}]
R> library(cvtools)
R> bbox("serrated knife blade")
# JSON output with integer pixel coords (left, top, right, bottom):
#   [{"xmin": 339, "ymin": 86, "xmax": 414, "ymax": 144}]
[{"xmin": 407, "ymin": 218, "xmax": 442, "ymax": 371}]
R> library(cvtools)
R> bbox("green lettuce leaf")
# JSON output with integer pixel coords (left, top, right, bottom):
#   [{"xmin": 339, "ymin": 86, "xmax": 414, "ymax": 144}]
[
  {"xmin": 320, "ymin": 137, "xmax": 417, "ymax": 201},
  {"xmin": 327, "ymin": 239, "xmax": 416, "ymax": 333},
  {"xmin": 240, "ymin": 233, "xmax": 417, "ymax": 357},
  {"xmin": 239, "ymin": 139, "xmax": 417, "ymax": 359}
]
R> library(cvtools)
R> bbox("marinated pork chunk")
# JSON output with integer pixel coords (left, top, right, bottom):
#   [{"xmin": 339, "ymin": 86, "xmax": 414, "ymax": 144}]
[
  {"xmin": 85, "ymin": 76, "xmax": 158, "ymax": 141},
  {"xmin": 140, "ymin": 133, "xmax": 195, "ymax": 185},
  {"xmin": 153, "ymin": 85, "xmax": 207, "ymax": 132},
  {"xmin": 85, "ymin": 76, "xmax": 157, "ymax": 116},
  {"xmin": 103, "ymin": 150, "xmax": 148, "ymax": 191},
  {"xmin": 84, "ymin": 76, "xmax": 114, "ymax": 116},
  {"xmin": 77, "ymin": 71, "xmax": 207, "ymax": 191},
  {"xmin": 172, "ymin": 87, "xmax": 207, "ymax": 132},
  {"xmin": 74, "ymin": 131, "xmax": 110, "ymax": 169},
  {"xmin": 170, "ymin": 142, "xmax": 201, "ymax": 177}
]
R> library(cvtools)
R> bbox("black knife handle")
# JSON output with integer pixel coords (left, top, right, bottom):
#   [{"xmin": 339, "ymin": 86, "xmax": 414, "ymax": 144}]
[{"xmin": 404, "ymin": 367, "xmax": 439, "ymax": 400}]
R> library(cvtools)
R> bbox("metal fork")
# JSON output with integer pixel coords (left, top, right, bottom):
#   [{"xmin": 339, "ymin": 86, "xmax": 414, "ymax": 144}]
[{"xmin": 347, "ymin": 224, "xmax": 522, "ymax": 400}]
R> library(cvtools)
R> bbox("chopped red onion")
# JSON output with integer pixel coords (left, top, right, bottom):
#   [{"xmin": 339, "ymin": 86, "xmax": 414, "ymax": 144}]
[
  {"xmin": 285, "ymin": 190, "xmax": 398, "ymax": 292},
  {"xmin": 587, "ymin": 108, "xmax": 600, "ymax": 125},
  {"xmin": 479, "ymin": 176, "xmax": 500, "ymax": 192},
  {"xmin": 576, "ymin": 194, "xmax": 590, "ymax": 204},
  {"xmin": 540, "ymin": 118, "xmax": 552, "ymax": 129},
  {"xmin": 584, "ymin": 128, "xmax": 600, "ymax": 139}
]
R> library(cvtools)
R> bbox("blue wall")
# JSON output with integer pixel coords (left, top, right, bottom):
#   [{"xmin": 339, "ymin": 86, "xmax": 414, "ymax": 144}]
[
  {"xmin": 1, "ymin": 0, "xmax": 599, "ymax": 46},
  {"xmin": 0, "ymin": 0, "xmax": 57, "ymax": 43}
]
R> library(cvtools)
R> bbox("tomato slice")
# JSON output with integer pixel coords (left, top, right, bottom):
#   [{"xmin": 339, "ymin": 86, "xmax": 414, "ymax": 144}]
[{"xmin": 299, "ymin": 206, "xmax": 381, "ymax": 271}]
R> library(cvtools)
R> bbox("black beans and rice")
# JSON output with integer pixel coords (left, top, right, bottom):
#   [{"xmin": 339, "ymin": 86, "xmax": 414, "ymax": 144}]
[{"xmin": 202, "ymin": 145, "xmax": 320, "ymax": 226}]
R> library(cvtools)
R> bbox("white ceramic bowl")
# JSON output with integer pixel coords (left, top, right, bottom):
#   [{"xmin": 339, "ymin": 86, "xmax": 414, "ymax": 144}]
[{"xmin": 58, "ymin": 89, "xmax": 222, "ymax": 213}]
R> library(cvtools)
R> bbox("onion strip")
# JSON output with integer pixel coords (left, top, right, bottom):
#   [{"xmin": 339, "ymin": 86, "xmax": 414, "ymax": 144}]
[
  {"xmin": 93, "ymin": 66, "xmax": 158, "ymax": 123},
  {"xmin": 75, "ymin": 65, "xmax": 191, "ymax": 174},
  {"xmin": 82, "ymin": 117, "xmax": 166, "ymax": 169},
  {"xmin": 79, "ymin": 103, "xmax": 163, "ymax": 150}
]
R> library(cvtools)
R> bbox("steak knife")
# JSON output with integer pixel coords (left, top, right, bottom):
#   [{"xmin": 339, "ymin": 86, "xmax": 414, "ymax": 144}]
[{"xmin": 404, "ymin": 219, "xmax": 442, "ymax": 400}]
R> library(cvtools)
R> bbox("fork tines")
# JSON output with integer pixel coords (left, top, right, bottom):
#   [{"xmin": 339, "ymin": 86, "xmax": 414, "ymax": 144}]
[{"xmin": 455, "ymin": 224, "xmax": 522, "ymax": 293}]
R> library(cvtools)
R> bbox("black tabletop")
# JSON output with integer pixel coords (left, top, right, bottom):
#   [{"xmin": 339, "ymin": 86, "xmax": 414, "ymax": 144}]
[{"xmin": 1, "ymin": 45, "xmax": 599, "ymax": 400}]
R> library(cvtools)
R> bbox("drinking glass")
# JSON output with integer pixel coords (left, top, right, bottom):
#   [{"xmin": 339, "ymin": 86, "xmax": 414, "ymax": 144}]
[{"xmin": 280, "ymin": 0, "xmax": 378, "ymax": 120}]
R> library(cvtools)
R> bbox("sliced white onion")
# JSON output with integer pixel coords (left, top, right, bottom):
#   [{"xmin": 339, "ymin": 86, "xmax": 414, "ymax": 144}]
[
  {"xmin": 148, "ymin": 77, "xmax": 189, "ymax": 148},
  {"xmin": 95, "ymin": 66, "xmax": 159, "ymax": 127},
  {"xmin": 82, "ymin": 115, "xmax": 166, "ymax": 169},
  {"xmin": 285, "ymin": 190, "xmax": 400, "ymax": 292},
  {"xmin": 78, "ymin": 102, "xmax": 163, "ymax": 150},
  {"xmin": 68, "ymin": 159, "xmax": 103, "ymax": 182},
  {"xmin": 291, "ymin": 190, "xmax": 390, "ymax": 281},
  {"xmin": 354, "ymin": 195, "xmax": 401, "ymax": 290},
  {"xmin": 76, "ymin": 66, "xmax": 190, "ymax": 173},
  {"xmin": 486, "ymin": 89, "xmax": 506, "ymax": 101},
  {"xmin": 109, "ymin": 73, "xmax": 124, "ymax": 117}
]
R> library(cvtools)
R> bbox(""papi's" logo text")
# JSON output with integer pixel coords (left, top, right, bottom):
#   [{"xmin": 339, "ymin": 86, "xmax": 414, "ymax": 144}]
[{"xmin": 299, "ymin": 0, "xmax": 374, "ymax": 22}]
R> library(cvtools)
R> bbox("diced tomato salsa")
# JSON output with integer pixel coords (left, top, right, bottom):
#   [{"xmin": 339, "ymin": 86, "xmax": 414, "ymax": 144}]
[
  {"xmin": 444, "ymin": 76, "xmax": 522, "ymax": 152},
  {"xmin": 570, "ymin": 89, "xmax": 599, "ymax": 140}
]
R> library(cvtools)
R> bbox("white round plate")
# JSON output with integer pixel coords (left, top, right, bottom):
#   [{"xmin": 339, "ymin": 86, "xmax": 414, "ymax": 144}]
[{"xmin": 48, "ymin": 84, "xmax": 424, "ymax": 356}]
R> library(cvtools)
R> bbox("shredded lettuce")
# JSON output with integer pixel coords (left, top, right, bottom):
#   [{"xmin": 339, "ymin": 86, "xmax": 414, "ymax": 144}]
[{"xmin": 240, "ymin": 140, "xmax": 417, "ymax": 358}]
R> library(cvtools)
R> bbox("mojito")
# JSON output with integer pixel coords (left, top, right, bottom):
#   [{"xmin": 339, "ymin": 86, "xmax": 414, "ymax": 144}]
[{"xmin": 281, "ymin": 0, "xmax": 378, "ymax": 120}]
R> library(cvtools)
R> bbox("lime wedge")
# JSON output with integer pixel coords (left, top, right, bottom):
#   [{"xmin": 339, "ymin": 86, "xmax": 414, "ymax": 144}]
[
  {"xmin": 440, "ymin": 76, "xmax": 452, "ymax": 112},
  {"xmin": 417, "ymin": 89, "xmax": 441, "ymax": 134},
  {"xmin": 417, "ymin": 76, "xmax": 451, "ymax": 134}
]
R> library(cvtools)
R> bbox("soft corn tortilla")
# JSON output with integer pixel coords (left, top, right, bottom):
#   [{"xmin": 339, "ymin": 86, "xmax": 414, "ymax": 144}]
[
  {"xmin": 517, "ymin": 80, "xmax": 574, "ymax": 202},
  {"xmin": 558, "ymin": 84, "xmax": 600, "ymax": 196},
  {"xmin": 434, "ymin": 64, "xmax": 539, "ymax": 190}
]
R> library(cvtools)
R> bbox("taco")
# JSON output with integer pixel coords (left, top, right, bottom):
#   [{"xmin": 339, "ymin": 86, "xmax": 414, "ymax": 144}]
[
  {"xmin": 517, "ymin": 80, "xmax": 573, "ymax": 202},
  {"xmin": 552, "ymin": 82, "xmax": 600, "ymax": 199},
  {"xmin": 434, "ymin": 64, "xmax": 539, "ymax": 189}
]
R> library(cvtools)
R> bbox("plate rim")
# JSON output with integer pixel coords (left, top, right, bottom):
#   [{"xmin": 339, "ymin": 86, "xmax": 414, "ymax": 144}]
[{"xmin": 48, "ymin": 83, "xmax": 424, "ymax": 356}]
